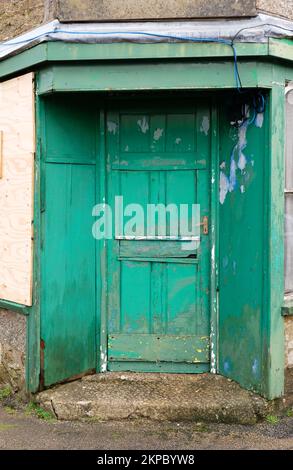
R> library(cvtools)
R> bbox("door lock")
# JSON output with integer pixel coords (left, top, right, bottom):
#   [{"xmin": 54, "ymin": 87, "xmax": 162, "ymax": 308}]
[{"xmin": 200, "ymin": 216, "xmax": 209, "ymax": 235}]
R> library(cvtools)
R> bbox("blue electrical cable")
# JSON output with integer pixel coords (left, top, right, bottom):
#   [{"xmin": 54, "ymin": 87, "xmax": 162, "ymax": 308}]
[
  {"xmin": 0, "ymin": 29, "xmax": 242, "ymax": 90},
  {"xmin": 2, "ymin": 21, "xmax": 293, "ymax": 91}
]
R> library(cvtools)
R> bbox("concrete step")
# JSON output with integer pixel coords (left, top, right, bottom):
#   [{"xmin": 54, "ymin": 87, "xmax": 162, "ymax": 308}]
[{"xmin": 36, "ymin": 372, "xmax": 272, "ymax": 424}]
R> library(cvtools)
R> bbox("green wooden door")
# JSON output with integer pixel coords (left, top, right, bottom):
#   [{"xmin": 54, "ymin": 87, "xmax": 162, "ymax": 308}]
[
  {"xmin": 41, "ymin": 95, "xmax": 97, "ymax": 387},
  {"xmin": 106, "ymin": 101, "xmax": 211, "ymax": 373}
]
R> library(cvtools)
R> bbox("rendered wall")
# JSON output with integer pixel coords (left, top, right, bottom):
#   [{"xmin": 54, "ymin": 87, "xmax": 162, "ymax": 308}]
[
  {"xmin": 0, "ymin": 73, "xmax": 35, "ymax": 306},
  {"xmin": 0, "ymin": 309, "xmax": 26, "ymax": 391},
  {"xmin": 0, "ymin": 0, "xmax": 44, "ymax": 42},
  {"xmin": 1, "ymin": 1, "xmax": 293, "ymax": 43},
  {"xmin": 257, "ymin": 0, "xmax": 293, "ymax": 20},
  {"xmin": 55, "ymin": 0, "xmax": 257, "ymax": 21},
  {"xmin": 286, "ymin": 318, "xmax": 293, "ymax": 368}
]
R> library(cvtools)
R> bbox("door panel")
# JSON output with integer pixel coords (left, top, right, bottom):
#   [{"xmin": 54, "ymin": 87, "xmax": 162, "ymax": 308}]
[
  {"xmin": 41, "ymin": 95, "xmax": 97, "ymax": 387},
  {"xmin": 106, "ymin": 102, "xmax": 211, "ymax": 372},
  {"xmin": 42, "ymin": 164, "xmax": 96, "ymax": 386}
]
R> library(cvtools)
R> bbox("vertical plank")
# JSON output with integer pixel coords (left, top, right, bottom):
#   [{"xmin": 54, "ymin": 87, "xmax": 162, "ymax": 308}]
[
  {"xmin": 26, "ymin": 87, "xmax": 41, "ymax": 392},
  {"xmin": 98, "ymin": 108, "xmax": 108, "ymax": 372},
  {"xmin": 42, "ymin": 163, "xmax": 96, "ymax": 386},
  {"xmin": 210, "ymin": 105, "xmax": 219, "ymax": 374},
  {"xmin": 265, "ymin": 83, "xmax": 285, "ymax": 398}
]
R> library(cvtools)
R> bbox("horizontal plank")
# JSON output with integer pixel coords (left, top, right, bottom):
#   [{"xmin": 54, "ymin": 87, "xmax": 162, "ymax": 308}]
[
  {"xmin": 108, "ymin": 361, "xmax": 210, "ymax": 374},
  {"xmin": 118, "ymin": 256, "xmax": 198, "ymax": 264},
  {"xmin": 0, "ymin": 298, "xmax": 30, "ymax": 315},
  {"xmin": 37, "ymin": 62, "xmax": 261, "ymax": 94},
  {"xmin": 269, "ymin": 38, "xmax": 293, "ymax": 63},
  {"xmin": 45, "ymin": 156, "xmax": 96, "ymax": 165},
  {"xmin": 4, "ymin": 40, "xmax": 293, "ymax": 85},
  {"xmin": 108, "ymin": 334, "xmax": 209, "ymax": 363},
  {"xmin": 111, "ymin": 154, "xmax": 206, "ymax": 171},
  {"xmin": 119, "ymin": 240, "xmax": 199, "ymax": 257}
]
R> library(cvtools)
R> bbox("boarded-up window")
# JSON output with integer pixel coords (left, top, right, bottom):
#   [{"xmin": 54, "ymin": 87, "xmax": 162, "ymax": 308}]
[
  {"xmin": 285, "ymin": 86, "xmax": 293, "ymax": 293},
  {"xmin": 0, "ymin": 73, "xmax": 35, "ymax": 306}
]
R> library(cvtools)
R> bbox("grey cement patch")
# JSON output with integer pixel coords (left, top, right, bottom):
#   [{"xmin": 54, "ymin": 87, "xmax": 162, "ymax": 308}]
[
  {"xmin": 56, "ymin": 0, "xmax": 257, "ymax": 21},
  {"xmin": 0, "ymin": 310, "xmax": 26, "ymax": 351},
  {"xmin": 0, "ymin": 310, "xmax": 26, "ymax": 391},
  {"xmin": 36, "ymin": 372, "xmax": 271, "ymax": 425}
]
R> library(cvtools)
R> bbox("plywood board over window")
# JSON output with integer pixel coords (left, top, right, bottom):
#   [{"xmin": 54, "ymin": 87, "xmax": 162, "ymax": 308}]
[{"xmin": 0, "ymin": 73, "xmax": 35, "ymax": 306}]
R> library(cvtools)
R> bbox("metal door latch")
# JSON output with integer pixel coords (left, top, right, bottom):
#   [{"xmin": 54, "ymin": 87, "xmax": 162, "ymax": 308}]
[{"xmin": 200, "ymin": 216, "xmax": 209, "ymax": 235}]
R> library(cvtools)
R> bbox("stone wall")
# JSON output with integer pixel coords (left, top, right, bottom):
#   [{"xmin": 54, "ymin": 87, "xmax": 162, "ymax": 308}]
[
  {"xmin": 1, "ymin": 1, "xmax": 293, "ymax": 43},
  {"xmin": 56, "ymin": 0, "xmax": 257, "ymax": 21},
  {"xmin": 0, "ymin": 309, "xmax": 26, "ymax": 391},
  {"xmin": 0, "ymin": 0, "xmax": 45, "ymax": 41},
  {"xmin": 50, "ymin": 1, "xmax": 293, "ymax": 22},
  {"xmin": 257, "ymin": 0, "xmax": 293, "ymax": 20}
]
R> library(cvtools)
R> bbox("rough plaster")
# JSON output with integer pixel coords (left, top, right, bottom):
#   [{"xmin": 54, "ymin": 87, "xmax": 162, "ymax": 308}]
[
  {"xmin": 257, "ymin": 1, "xmax": 293, "ymax": 20},
  {"xmin": 0, "ymin": 309, "xmax": 26, "ymax": 391},
  {"xmin": 0, "ymin": 0, "xmax": 44, "ymax": 42},
  {"xmin": 285, "ymin": 317, "xmax": 293, "ymax": 368},
  {"xmin": 56, "ymin": 0, "xmax": 257, "ymax": 21},
  {"xmin": 1, "ymin": 1, "xmax": 293, "ymax": 42}
]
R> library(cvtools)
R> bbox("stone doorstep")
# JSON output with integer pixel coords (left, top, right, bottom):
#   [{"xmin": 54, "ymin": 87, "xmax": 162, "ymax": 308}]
[{"xmin": 36, "ymin": 373, "xmax": 274, "ymax": 425}]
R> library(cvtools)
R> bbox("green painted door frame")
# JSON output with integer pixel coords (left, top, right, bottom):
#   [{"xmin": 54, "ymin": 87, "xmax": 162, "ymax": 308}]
[
  {"xmin": 21, "ymin": 52, "xmax": 293, "ymax": 399},
  {"xmin": 105, "ymin": 101, "xmax": 211, "ymax": 373}
]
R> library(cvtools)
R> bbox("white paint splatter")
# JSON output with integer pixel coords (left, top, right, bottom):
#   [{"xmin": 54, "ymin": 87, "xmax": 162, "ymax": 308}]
[
  {"xmin": 220, "ymin": 171, "xmax": 229, "ymax": 205},
  {"xmin": 107, "ymin": 121, "xmax": 117, "ymax": 135},
  {"xmin": 238, "ymin": 153, "xmax": 247, "ymax": 171},
  {"xmin": 229, "ymin": 158, "xmax": 237, "ymax": 192},
  {"xmin": 252, "ymin": 358, "xmax": 259, "ymax": 376},
  {"xmin": 137, "ymin": 117, "xmax": 149, "ymax": 134},
  {"xmin": 211, "ymin": 244, "xmax": 215, "ymax": 267},
  {"xmin": 255, "ymin": 112, "xmax": 264, "ymax": 128},
  {"xmin": 220, "ymin": 161, "xmax": 226, "ymax": 170},
  {"xmin": 238, "ymin": 120, "xmax": 248, "ymax": 149},
  {"xmin": 240, "ymin": 185, "xmax": 245, "ymax": 194},
  {"xmin": 210, "ymin": 325, "xmax": 217, "ymax": 374},
  {"xmin": 100, "ymin": 346, "xmax": 107, "ymax": 373},
  {"xmin": 175, "ymin": 137, "xmax": 182, "ymax": 145},
  {"xmin": 200, "ymin": 116, "xmax": 210, "ymax": 136},
  {"xmin": 153, "ymin": 128, "xmax": 164, "ymax": 141},
  {"xmin": 219, "ymin": 118, "xmax": 249, "ymax": 204}
]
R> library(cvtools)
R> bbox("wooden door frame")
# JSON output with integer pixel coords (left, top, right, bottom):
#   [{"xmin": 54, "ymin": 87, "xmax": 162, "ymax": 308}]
[
  {"xmin": 24, "ymin": 57, "xmax": 287, "ymax": 398},
  {"xmin": 96, "ymin": 95, "xmax": 219, "ymax": 374}
]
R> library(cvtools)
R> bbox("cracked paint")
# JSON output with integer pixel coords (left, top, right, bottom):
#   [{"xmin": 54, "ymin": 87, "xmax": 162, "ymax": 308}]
[
  {"xmin": 220, "ymin": 117, "xmax": 250, "ymax": 204},
  {"xmin": 153, "ymin": 128, "xmax": 164, "ymax": 141},
  {"xmin": 107, "ymin": 121, "xmax": 118, "ymax": 135},
  {"xmin": 255, "ymin": 112, "xmax": 264, "ymax": 128},
  {"xmin": 200, "ymin": 116, "xmax": 210, "ymax": 136},
  {"xmin": 137, "ymin": 117, "xmax": 149, "ymax": 134}
]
